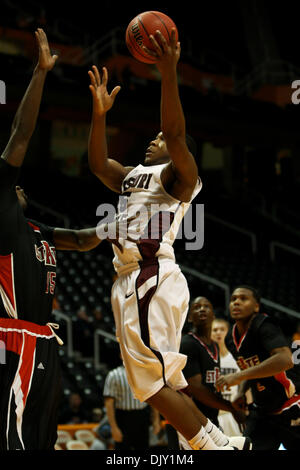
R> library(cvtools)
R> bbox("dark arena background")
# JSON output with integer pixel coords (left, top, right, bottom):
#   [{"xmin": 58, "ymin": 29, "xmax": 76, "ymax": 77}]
[{"xmin": 1, "ymin": 0, "xmax": 300, "ymax": 454}]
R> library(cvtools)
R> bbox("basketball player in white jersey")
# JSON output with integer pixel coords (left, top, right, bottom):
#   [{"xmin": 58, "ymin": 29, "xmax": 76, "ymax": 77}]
[
  {"xmin": 211, "ymin": 318, "xmax": 243, "ymax": 437},
  {"xmin": 88, "ymin": 28, "xmax": 251, "ymax": 451}
]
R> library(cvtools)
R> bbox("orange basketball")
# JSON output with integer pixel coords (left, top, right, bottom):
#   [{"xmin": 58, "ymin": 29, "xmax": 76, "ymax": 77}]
[{"xmin": 126, "ymin": 11, "xmax": 178, "ymax": 64}]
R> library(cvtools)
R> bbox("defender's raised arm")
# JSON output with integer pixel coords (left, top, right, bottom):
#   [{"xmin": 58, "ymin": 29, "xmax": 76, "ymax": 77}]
[{"xmin": 1, "ymin": 29, "xmax": 57, "ymax": 168}]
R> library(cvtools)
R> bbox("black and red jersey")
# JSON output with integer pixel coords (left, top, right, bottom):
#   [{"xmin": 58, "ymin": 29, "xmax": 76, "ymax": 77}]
[
  {"xmin": 226, "ymin": 313, "xmax": 300, "ymax": 413},
  {"xmin": 180, "ymin": 332, "xmax": 221, "ymax": 425},
  {"xmin": 0, "ymin": 158, "xmax": 56, "ymax": 324}
]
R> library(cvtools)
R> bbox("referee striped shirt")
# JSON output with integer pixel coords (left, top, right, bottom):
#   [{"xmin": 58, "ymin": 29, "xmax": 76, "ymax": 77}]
[{"xmin": 103, "ymin": 365, "xmax": 148, "ymax": 410}]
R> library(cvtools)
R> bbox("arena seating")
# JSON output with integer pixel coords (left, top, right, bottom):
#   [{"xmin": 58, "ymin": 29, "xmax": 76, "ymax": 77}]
[{"xmin": 50, "ymin": 194, "xmax": 300, "ymax": 415}]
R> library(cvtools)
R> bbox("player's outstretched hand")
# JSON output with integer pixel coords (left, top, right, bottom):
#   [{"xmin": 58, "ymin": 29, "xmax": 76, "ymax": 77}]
[
  {"xmin": 35, "ymin": 28, "xmax": 58, "ymax": 71},
  {"xmin": 143, "ymin": 28, "xmax": 180, "ymax": 74},
  {"xmin": 88, "ymin": 66, "xmax": 121, "ymax": 116},
  {"xmin": 216, "ymin": 372, "xmax": 243, "ymax": 392}
]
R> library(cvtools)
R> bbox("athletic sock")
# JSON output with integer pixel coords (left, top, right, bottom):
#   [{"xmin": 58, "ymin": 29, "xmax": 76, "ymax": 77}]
[
  {"xmin": 188, "ymin": 428, "xmax": 220, "ymax": 450},
  {"xmin": 204, "ymin": 419, "xmax": 229, "ymax": 446}
]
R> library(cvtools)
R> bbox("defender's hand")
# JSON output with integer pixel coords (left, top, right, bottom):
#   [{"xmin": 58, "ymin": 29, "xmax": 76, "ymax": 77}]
[{"xmin": 35, "ymin": 28, "xmax": 58, "ymax": 71}]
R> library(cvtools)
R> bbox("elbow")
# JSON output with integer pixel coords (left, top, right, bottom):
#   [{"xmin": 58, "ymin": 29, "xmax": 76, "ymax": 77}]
[
  {"xmin": 10, "ymin": 127, "xmax": 32, "ymax": 146},
  {"xmin": 87, "ymin": 156, "xmax": 105, "ymax": 178},
  {"xmin": 87, "ymin": 159, "xmax": 99, "ymax": 177},
  {"xmin": 286, "ymin": 355, "xmax": 294, "ymax": 370},
  {"xmin": 72, "ymin": 231, "xmax": 87, "ymax": 252},
  {"xmin": 77, "ymin": 239, "xmax": 88, "ymax": 252},
  {"xmin": 282, "ymin": 350, "xmax": 294, "ymax": 371}
]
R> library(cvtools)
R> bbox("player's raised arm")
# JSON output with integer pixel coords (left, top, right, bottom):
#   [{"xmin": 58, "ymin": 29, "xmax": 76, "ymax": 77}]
[
  {"xmin": 144, "ymin": 29, "xmax": 198, "ymax": 198},
  {"xmin": 1, "ymin": 29, "xmax": 57, "ymax": 168},
  {"xmin": 88, "ymin": 66, "xmax": 133, "ymax": 193}
]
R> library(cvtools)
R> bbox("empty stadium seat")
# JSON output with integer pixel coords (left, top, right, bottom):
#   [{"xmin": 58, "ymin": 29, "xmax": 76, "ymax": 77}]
[
  {"xmin": 56, "ymin": 430, "xmax": 72, "ymax": 450},
  {"xmin": 66, "ymin": 440, "xmax": 89, "ymax": 450},
  {"xmin": 74, "ymin": 430, "xmax": 95, "ymax": 447}
]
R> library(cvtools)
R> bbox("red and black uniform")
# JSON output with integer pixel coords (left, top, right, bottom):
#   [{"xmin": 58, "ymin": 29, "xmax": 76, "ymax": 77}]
[
  {"xmin": 0, "ymin": 158, "xmax": 61, "ymax": 450},
  {"xmin": 180, "ymin": 332, "xmax": 221, "ymax": 426},
  {"xmin": 226, "ymin": 313, "xmax": 300, "ymax": 450}
]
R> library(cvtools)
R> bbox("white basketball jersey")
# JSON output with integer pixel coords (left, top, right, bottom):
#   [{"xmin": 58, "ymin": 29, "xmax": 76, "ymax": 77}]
[{"xmin": 112, "ymin": 163, "xmax": 202, "ymax": 276}]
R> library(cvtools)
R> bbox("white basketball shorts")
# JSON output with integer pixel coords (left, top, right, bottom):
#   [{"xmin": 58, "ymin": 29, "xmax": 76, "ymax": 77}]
[{"xmin": 111, "ymin": 259, "xmax": 189, "ymax": 402}]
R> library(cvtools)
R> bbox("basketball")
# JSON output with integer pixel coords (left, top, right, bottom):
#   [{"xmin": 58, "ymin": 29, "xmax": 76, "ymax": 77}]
[{"xmin": 125, "ymin": 11, "xmax": 178, "ymax": 64}]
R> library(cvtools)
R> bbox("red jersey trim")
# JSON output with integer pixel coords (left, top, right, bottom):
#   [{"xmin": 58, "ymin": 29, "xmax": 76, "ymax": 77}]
[
  {"xmin": 0, "ymin": 253, "xmax": 17, "ymax": 319},
  {"xmin": 189, "ymin": 332, "xmax": 219, "ymax": 363}
]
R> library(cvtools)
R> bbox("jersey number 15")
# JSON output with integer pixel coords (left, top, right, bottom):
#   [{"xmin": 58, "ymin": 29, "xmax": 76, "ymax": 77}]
[{"xmin": 45, "ymin": 271, "xmax": 56, "ymax": 295}]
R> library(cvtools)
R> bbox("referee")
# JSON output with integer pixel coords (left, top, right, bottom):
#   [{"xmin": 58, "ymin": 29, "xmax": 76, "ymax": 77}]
[{"xmin": 103, "ymin": 363, "xmax": 160, "ymax": 450}]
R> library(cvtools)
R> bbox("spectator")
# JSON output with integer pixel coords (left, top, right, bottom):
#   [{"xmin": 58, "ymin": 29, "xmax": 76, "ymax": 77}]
[
  {"xmin": 73, "ymin": 306, "xmax": 94, "ymax": 357},
  {"xmin": 92, "ymin": 306, "xmax": 106, "ymax": 331},
  {"xmin": 59, "ymin": 392, "xmax": 92, "ymax": 424}
]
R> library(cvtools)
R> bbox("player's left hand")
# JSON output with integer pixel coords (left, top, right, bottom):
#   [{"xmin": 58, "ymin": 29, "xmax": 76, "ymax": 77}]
[
  {"xmin": 216, "ymin": 372, "xmax": 243, "ymax": 392},
  {"xmin": 35, "ymin": 28, "xmax": 58, "ymax": 71},
  {"xmin": 143, "ymin": 28, "xmax": 180, "ymax": 73}
]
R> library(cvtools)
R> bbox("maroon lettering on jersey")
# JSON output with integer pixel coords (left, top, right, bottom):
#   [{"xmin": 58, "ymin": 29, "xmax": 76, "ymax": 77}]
[{"xmin": 123, "ymin": 173, "xmax": 153, "ymax": 192}]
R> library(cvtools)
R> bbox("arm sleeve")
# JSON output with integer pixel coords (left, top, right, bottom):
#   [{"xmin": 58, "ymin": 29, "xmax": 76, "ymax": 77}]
[
  {"xmin": 258, "ymin": 318, "xmax": 289, "ymax": 352},
  {"xmin": 180, "ymin": 336, "xmax": 203, "ymax": 380},
  {"xmin": 0, "ymin": 158, "xmax": 20, "ymax": 212},
  {"xmin": 103, "ymin": 372, "xmax": 116, "ymax": 398},
  {"xmin": 31, "ymin": 220, "xmax": 55, "ymax": 245}
]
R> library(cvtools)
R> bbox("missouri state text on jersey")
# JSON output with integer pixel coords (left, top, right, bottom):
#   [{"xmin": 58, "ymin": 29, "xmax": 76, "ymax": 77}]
[
  {"xmin": 34, "ymin": 240, "xmax": 56, "ymax": 267},
  {"xmin": 122, "ymin": 171, "xmax": 153, "ymax": 191}
]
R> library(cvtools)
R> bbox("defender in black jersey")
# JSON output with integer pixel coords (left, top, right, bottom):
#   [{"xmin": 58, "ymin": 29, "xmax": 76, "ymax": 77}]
[
  {"xmin": 180, "ymin": 297, "xmax": 246, "ymax": 426},
  {"xmin": 0, "ymin": 29, "xmax": 126, "ymax": 451},
  {"xmin": 216, "ymin": 286, "xmax": 300, "ymax": 450}
]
